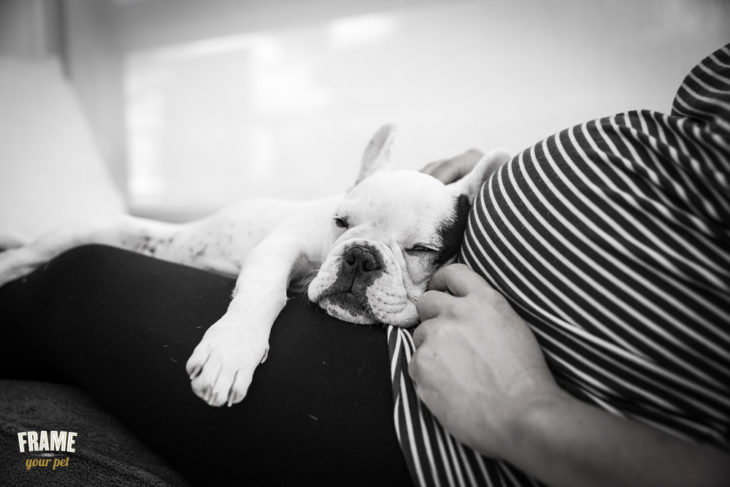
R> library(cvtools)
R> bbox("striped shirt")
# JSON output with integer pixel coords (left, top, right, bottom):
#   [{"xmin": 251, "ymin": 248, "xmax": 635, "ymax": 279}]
[{"xmin": 388, "ymin": 44, "xmax": 730, "ymax": 486}]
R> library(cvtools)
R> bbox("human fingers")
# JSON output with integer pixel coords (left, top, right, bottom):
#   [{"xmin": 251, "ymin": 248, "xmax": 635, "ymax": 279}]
[
  {"xmin": 427, "ymin": 263, "xmax": 490, "ymax": 297},
  {"xmin": 412, "ymin": 318, "xmax": 433, "ymax": 348},
  {"xmin": 409, "ymin": 324, "xmax": 441, "ymax": 382},
  {"xmin": 421, "ymin": 149, "xmax": 484, "ymax": 184},
  {"xmin": 431, "ymin": 149, "xmax": 483, "ymax": 183},
  {"xmin": 420, "ymin": 159, "xmax": 444, "ymax": 175},
  {"xmin": 428, "ymin": 162, "xmax": 466, "ymax": 184},
  {"xmin": 408, "ymin": 347, "xmax": 423, "ymax": 383},
  {"xmin": 415, "ymin": 289, "xmax": 456, "ymax": 321}
]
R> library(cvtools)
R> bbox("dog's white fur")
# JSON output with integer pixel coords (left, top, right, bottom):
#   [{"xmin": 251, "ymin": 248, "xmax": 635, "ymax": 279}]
[{"xmin": 0, "ymin": 125, "xmax": 509, "ymax": 406}]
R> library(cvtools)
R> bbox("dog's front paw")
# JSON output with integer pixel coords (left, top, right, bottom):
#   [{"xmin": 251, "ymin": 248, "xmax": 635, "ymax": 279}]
[{"xmin": 185, "ymin": 321, "xmax": 269, "ymax": 407}]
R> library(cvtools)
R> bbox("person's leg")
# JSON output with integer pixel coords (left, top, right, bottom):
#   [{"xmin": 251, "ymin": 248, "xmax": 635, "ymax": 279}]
[{"xmin": 0, "ymin": 245, "xmax": 411, "ymax": 486}]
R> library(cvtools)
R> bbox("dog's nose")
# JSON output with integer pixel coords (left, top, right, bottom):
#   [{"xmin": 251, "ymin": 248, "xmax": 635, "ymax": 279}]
[{"xmin": 343, "ymin": 246, "xmax": 382, "ymax": 273}]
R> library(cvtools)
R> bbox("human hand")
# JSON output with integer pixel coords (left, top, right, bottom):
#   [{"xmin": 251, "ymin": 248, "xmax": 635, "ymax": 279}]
[
  {"xmin": 420, "ymin": 149, "xmax": 486, "ymax": 184},
  {"xmin": 409, "ymin": 264, "xmax": 562, "ymax": 458}
]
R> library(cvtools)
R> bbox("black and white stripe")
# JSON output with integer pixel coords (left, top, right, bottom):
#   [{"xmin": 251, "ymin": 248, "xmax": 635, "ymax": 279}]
[{"xmin": 387, "ymin": 44, "xmax": 730, "ymax": 486}]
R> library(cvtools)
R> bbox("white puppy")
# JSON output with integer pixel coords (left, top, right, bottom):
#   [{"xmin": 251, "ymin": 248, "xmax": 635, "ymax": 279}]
[{"xmin": 0, "ymin": 125, "xmax": 509, "ymax": 406}]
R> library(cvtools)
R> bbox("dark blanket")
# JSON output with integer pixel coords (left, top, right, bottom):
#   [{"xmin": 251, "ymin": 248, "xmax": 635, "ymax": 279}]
[{"xmin": 0, "ymin": 380, "xmax": 189, "ymax": 486}]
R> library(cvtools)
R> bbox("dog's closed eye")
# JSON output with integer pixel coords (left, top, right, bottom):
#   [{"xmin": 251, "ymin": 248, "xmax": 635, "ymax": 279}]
[
  {"xmin": 334, "ymin": 216, "xmax": 349, "ymax": 229},
  {"xmin": 405, "ymin": 244, "xmax": 438, "ymax": 255}
]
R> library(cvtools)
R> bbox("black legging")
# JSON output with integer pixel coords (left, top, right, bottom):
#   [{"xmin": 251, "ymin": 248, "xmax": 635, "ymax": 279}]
[{"xmin": 0, "ymin": 245, "xmax": 411, "ymax": 486}]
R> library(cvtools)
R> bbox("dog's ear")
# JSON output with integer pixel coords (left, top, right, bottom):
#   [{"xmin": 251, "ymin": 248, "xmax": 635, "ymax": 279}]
[
  {"xmin": 447, "ymin": 149, "xmax": 511, "ymax": 202},
  {"xmin": 355, "ymin": 124, "xmax": 397, "ymax": 184}
]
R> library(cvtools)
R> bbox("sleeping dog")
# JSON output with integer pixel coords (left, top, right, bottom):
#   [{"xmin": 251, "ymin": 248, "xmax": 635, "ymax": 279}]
[{"xmin": 0, "ymin": 125, "xmax": 509, "ymax": 406}]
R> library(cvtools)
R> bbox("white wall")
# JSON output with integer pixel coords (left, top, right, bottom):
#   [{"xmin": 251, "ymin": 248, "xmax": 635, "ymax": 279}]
[
  {"xmin": 0, "ymin": 0, "xmax": 60, "ymax": 59},
  {"xmin": 5, "ymin": 0, "xmax": 726, "ymax": 222},
  {"xmin": 63, "ymin": 0, "xmax": 128, "ymax": 193},
  {"xmin": 0, "ymin": 0, "xmax": 128, "ymax": 193},
  {"xmin": 116, "ymin": 0, "xmax": 730, "ymax": 220}
]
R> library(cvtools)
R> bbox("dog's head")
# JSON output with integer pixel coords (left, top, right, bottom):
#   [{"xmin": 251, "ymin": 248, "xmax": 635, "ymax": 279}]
[{"xmin": 307, "ymin": 125, "xmax": 509, "ymax": 327}]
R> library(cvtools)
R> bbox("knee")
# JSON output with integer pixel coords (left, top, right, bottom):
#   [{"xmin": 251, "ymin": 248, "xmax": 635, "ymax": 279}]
[
  {"xmin": 40, "ymin": 245, "xmax": 148, "ymax": 292},
  {"xmin": 48, "ymin": 244, "xmax": 125, "ymax": 273}
]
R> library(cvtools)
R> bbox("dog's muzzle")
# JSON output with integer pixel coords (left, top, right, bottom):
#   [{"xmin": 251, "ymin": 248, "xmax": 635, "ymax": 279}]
[
  {"xmin": 308, "ymin": 242, "xmax": 387, "ymax": 324},
  {"xmin": 327, "ymin": 244, "xmax": 384, "ymax": 305},
  {"xmin": 342, "ymin": 245, "xmax": 382, "ymax": 276},
  {"xmin": 309, "ymin": 239, "xmax": 419, "ymax": 327}
]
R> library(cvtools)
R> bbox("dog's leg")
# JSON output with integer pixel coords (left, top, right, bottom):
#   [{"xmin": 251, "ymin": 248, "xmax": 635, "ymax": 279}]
[
  {"xmin": 0, "ymin": 228, "xmax": 31, "ymax": 251},
  {"xmin": 0, "ymin": 216, "xmax": 193, "ymax": 287},
  {"xmin": 185, "ymin": 234, "xmax": 307, "ymax": 407}
]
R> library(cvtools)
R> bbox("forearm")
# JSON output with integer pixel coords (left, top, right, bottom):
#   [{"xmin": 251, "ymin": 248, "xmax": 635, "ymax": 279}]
[
  {"xmin": 228, "ymin": 236, "xmax": 304, "ymax": 317},
  {"xmin": 501, "ymin": 391, "xmax": 730, "ymax": 487}
]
